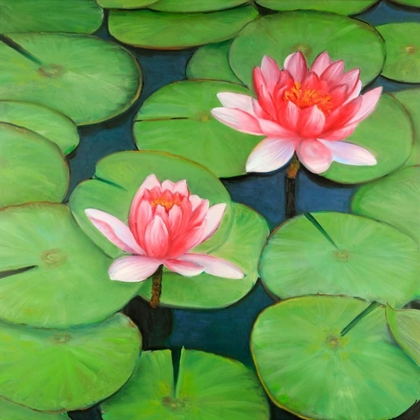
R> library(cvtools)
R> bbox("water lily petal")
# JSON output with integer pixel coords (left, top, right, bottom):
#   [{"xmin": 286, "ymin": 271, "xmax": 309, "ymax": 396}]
[
  {"xmin": 261, "ymin": 55, "xmax": 281, "ymax": 91},
  {"xmin": 320, "ymin": 140, "xmax": 377, "ymax": 165},
  {"xmin": 201, "ymin": 203, "xmax": 226, "ymax": 243},
  {"xmin": 321, "ymin": 60, "xmax": 345, "ymax": 86},
  {"xmin": 348, "ymin": 87, "xmax": 382, "ymax": 124},
  {"xmin": 144, "ymin": 216, "xmax": 169, "ymax": 259},
  {"xmin": 298, "ymin": 105, "xmax": 325, "ymax": 137},
  {"xmin": 284, "ymin": 51, "xmax": 308, "ymax": 83},
  {"xmin": 217, "ymin": 92, "xmax": 255, "ymax": 114},
  {"xmin": 310, "ymin": 51, "xmax": 332, "ymax": 76},
  {"xmin": 259, "ymin": 119, "xmax": 295, "ymax": 138},
  {"xmin": 321, "ymin": 123, "xmax": 358, "ymax": 141},
  {"xmin": 164, "ymin": 258, "xmax": 205, "ymax": 277},
  {"xmin": 211, "ymin": 107, "xmax": 263, "ymax": 135},
  {"xmin": 108, "ymin": 256, "xmax": 160, "ymax": 282},
  {"xmin": 297, "ymin": 139, "xmax": 333, "ymax": 174}
]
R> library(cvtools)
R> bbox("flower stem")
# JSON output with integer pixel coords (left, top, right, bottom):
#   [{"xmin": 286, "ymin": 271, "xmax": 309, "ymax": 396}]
[
  {"xmin": 285, "ymin": 155, "xmax": 300, "ymax": 219},
  {"xmin": 150, "ymin": 265, "xmax": 163, "ymax": 309}
]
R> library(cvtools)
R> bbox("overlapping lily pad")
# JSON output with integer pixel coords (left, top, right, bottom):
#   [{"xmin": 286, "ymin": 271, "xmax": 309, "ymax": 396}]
[
  {"xmin": 96, "ymin": 0, "xmax": 158, "ymax": 8},
  {"xmin": 108, "ymin": 6, "xmax": 259, "ymax": 49},
  {"xmin": 149, "ymin": 0, "xmax": 250, "ymax": 12},
  {"xmin": 0, "ymin": 100, "xmax": 79, "ymax": 154},
  {"xmin": 0, "ymin": 398, "xmax": 68, "ymax": 420},
  {"xmin": 70, "ymin": 151, "xmax": 234, "ymax": 259},
  {"xmin": 0, "ymin": 33, "xmax": 141, "ymax": 125},
  {"xmin": 377, "ymin": 22, "xmax": 420, "ymax": 83},
  {"xmin": 0, "ymin": 0, "xmax": 103, "ymax": 34},
  {"xmin": 229, "ymin": 11, "xmax": 385, "ymax": 88},
  {"xmin": 0, "ymin": 122, "xmax": 68, "ymax": 208},
  {"xmin": 0, "ymin": 203, "xmax": 142, "ymax": 328},
  {"xmin": 138, "ymin": 203, "xmax": 269, "ymax": 309},
  {"xmin": 322, "ymin": 94, "xmax": 413, "ymax": 184},
  {"xmin": 260, "ymin": 212, "xmax": 420, "ymax": 308},
  {"xmin": 134, "ymin": 81, "xmax": 262, "ymax": 177},
  {"xmin": 251, "ymin": 295, "xmax": 420, "ymax": 420},
  {"xmin": 101, "ymin": 349, "xmax": 269, "ymax": 419},
  {"xmin": 0, "ymin": 313, "xmax": 141, "ymax": 412}
]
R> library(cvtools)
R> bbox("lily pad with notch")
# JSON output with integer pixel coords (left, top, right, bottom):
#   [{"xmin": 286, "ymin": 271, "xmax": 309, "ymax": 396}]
[
  {"xmin": 260, "ymin": 212, "xmax": 420, "ymax": 308},
  {"xmin": 149, "ymin": 0, "xmax": 250, "ymax": 13},
  {"xmin": 0, "ymin": 398, "xmax": 68, "ymax": 419},
  {"xmin": 101, "ymin": 349, "xmax": 269, "ymax": 419}
]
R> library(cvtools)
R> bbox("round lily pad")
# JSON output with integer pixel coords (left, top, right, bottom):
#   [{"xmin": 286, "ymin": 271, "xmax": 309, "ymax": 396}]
[
  {"xmin": 96, "ymin": 0, "xmax": 158, "ymax": 8},
  {"xmin": 0, "ymin": 313, "xmax": 141, "ymax": 412},
  {"xmin": 134, "ymin": 81, "xmax": 262, "ymax": 177},
  {"xmin": 70, "ymin": 151, "xmax": 234, "ymax": 259},
  {"xmin": 229, "ymin": 11, "xmax": 385, "ymax": 88},
  {"xmin": 389, "ymin": 0, "xmax": 420, "ymax": 7},
  {"xmin": 255, "ymin": 0, "xmax": 379, "ymax": 15},
  {"xmin": 0, "ymin": 398, "xmax": 68, "ymax": 420},
  {"xmin": 0, "ymin": 100, "xmax": 79, "ymax": 155},
  {"xmin": 352, "ymin": 166, "xmax": 420, "ymax": 246},
  {"xmin": 386, "ymin": 306, "xmax": 420, "ymax": 366},
  {"xmin": 138, "ymin": 203, "xmax": 269, "ymax": 309},
  {"xmin": 377, "ymin": 22, "xmax": 420, "ymax": 83},
  {"xmin": 322, "ymin": 94, "xmax": 413, "ymax": 184},
  {"xmin": 0, "ymin": 203, "xmax": 142, "ymax": 328},
  {"xmin": 251, "ymin": 295, "xmax": 420, "ymax": 420},
  {"xmin": 149, "ymin": 0, "xmax": 250, "ymax": 12},
  {"xmin": 0, "ymin": 33, "xmax": 141, "ymax": 125},
  {"xmin": 108, "ymin": 6, "xmax": 259, "ymax": 50},
  {"xmin": 392, "ymin": 89, "xmax": 420, "ymax": 167},
  {"xmin": 187, "ymin": 41, "xmax": 241, "ymax": 84},
  {"xmin": 0, "ymin": 122, "xmax": 68, "ymax": 209},
  {"xmin": 0, "ymin": 0, "xmax": 103, "ymax": 34},
  {"xmin": 101, "ymin": 349, "xmax": 269, "ymax": 419},
  {"xmin": 260, "ymin": 212, "xmax": 420, "ymax": 308}
]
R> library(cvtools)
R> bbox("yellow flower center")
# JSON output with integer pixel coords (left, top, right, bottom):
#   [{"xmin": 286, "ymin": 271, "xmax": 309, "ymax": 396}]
[{"xmin": 151, "ymin": 198, "xmax": 181, "ymax": 212}]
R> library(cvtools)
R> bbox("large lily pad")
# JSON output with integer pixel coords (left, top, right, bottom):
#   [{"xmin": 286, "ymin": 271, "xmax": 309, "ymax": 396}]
[
  {"xmin": 101, "ymin": 349, "xmax": 269, "ymax": 419},
  {"xmin": 229, "ymin": 11, "xmax": 385, "ymax": 88},
  {"xmin": 0, "ymin": 100, "xmax": 79, "ymax": 154},
  {"xmin": 138, "ymin": 203, "xmax": 269, "ymax": 309},
  {"xmin": 0, "ymin": 33, "xmax": 141, "ymax": 125},
  {"xmin": 377, "ymin": 22, "xmax": 420, "ymax": 83},
  {"xmin": 0, "ymin": 203, "xmax": 142, "ymax": 328},
  {"xmin": 0, "ymin": 398, "xmax": 67, "ymax": 419},
  {"xmin": 0, "ymin": 0, "xmax": 103, "ymax": 34},
  {"xmin": 149, "ymin": 0, "xmax": 250, "ymax": 12},
  {"xmin": 0, "ymin": 313, "xmax": 141, "ymax": 412},
  {"xmin": 251, "ymin": 295, "xmax": 420, "ymax": 420},
  {"xmin": 96, "ymin": 0, "xmax": 158, "ymax": 8},
  {"xmin": 260, "ymin": 212, "xmax": 420, "ymax": 308},
  {"xmin": 322, "ymin": 94, "xmax": 413, "ymax": 184},
  {"xmin": 0, "ymin": 122, "xmax": 68, "ymax": 209},
  {"xmin": 70, "ymin": 151, "xmax": 234, "ymax": 259},
  {"xmin": 134, "ymin": 81, "xmax": 262, "ymax": 177},
  {"xmin": 108, "ymin": 6, "xmax": 259, "ymax": 49},
  {"xmin": 352, "ymin": 166, "xmax": 420, "ymax": 246}
]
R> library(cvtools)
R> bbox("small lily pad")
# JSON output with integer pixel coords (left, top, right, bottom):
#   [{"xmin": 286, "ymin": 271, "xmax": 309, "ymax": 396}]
[
  {"xmin": 101, "ymin": 349, "xmax": 269, "ymax": 420},
  {"xmin": 377, "ymin": 22, "xmax": 420, "ymax": 83},
  {"xmin": 251, "ymin": 295, "xmax": 420, "ymax": 420},
  {"xmin": 70, "ymin": 151, "xmax": 234, "ymax": 259},
  {"xmin": 386, "ymin": 306, "xmax": 420, "ymax": 366},
  {"xmin": 0, "ymin": 122, "xmax": 69, "ymax": 209},
  {"xmin": 0, "ymin": 100, "xmax": 79, "ymax": 154},
  {"xmin": 0, "ymin": 33, "xmax": 141, "ymax": 125},
  {"xmin": 138, "ymin": 203, "xmax": 269, "ymax": 309},
  {"xmin": 108, "ymin": 6, "xmax": 259, "ymax": 49},
  {"xmin": 134, "ymin": 80, "xmax": 262, "ymax": 177},
  {"xmin": 229, "ymin": 11, "xmax": 385, "ymax": 88},
  {"xmin": 0, "ymin": 398, "xmax": 68, "ymax": 419},
  {"xmin": 149, "ymin": 0, "xmax": 250, "ymax": 12},
  {"xmin": 96, "ymin": 0, "xmax": 158, "ymax": 8},
  {"xmin": 0, "ymin": 203, "xmax": 142, "ymax": 328},
  {"xmin": 0, "ymin": 0, "xmax": 103, "ymax": 34},
  {"xmin": 0, "ymin": 313, "xmax": 141, "ymax": 412},
  {"xmin": 352, "ymin": 166, "xmax": 420, "ymax": 246},
  {"xmin": 260, "ymin": 212, "xmax": 420, "ymax": 308}
]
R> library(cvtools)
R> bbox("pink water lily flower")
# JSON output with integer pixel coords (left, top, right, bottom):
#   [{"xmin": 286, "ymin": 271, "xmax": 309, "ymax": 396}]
[
  {"xmin": 211, "ymin": 51, "xmax": 382, "ymax": 174},
  {"xmin": 85, "ymin": 175, "xmax": 244, "ymax": 282}
]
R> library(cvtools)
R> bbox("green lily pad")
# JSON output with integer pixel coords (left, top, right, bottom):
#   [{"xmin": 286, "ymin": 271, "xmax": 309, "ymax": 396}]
[
  {"xmin": 386, "ymin": 306, "xmax": 420, "ymax": 366},
  {"xmin": 108, "ymin": 6, "xmax": 259, "ymax": 50},
  {"xmin": 96, "ymin": 0, "xmax": 158, "ymax": 8},
  {"xmin": 392, "ymin": 89, "xmax": 420, "ymax": 167},
  {"xmin": 0, "ymin": 313, "xmax": 141, "ymax": 412},
  {"xmin": 186, "ymin": 41, "xmax": 241, "ymax": 84},
  {"xmin": 229, "ymin": 11, "xmax": 385, "ymax": 88},
  {"xmin": 389, "ymin": 0, "xmax": 420, "ymax": 7},
  {"xmin": 138, "ymin": 203, "xmax": 269, "ymax": 309},
  {"xmin": 260, "ymin": 212, "xmax": 420, "ymax": 308},
  {"xmin": 0, "ymin": 33, "xmax": 141, "ymax": 125},
  {"xmin": 0, "ymin": 398, "xmax": 68, "ymax": 419},
  {"xmin": 255, "ymin": 0, "xmax": 379, "ymax": 15},
  {"xmin": 377, "ymin": 22, "xmax": 420, "ymax": 83},
  {"xmin": 134, "ymin": 81, "xmax": 262, "ymax": 177},
  {"xmin": 0, "ymin": 100, "xmax": 79, "ymax": 155},
  {"xmin": 251, "ymin": 295, "xmax": 420, "ymax": 420},
  {"xmin": 70, "ymin": 151, "xmax": 234, "ymax": 259},
  {"xmin": 101, "ymin": 349, "xmax": 269, "ymax": 419},
  {"xmin": 149, "ymin": 0, "xmax": 250, "ymax": 12},
  {"xmin": 0, "ymin": 122, "xmax": 68, "ymax": 209},
  {"xmin": 0, "ymin": 203, "xmax": 142, "ymax": 328},
  {"xmin": 322, "ymin": 94, "xmax": 413, "ymax": 184},
  {"xmin": 352, "ymin": 166, "xmax": 420, "ymax": 246},
  {"xmin": 0, "ymin": 0, "xmax": 103, "ymax": 34}
]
